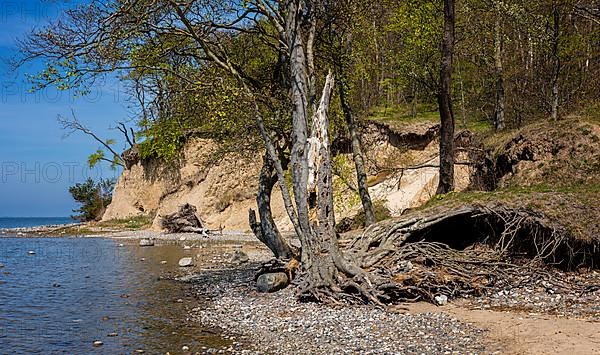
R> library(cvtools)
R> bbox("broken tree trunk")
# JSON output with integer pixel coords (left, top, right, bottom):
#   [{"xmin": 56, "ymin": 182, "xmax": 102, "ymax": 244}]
[
  {"xmin": 300, "ymin": 72, "xmax": 379, "ymax": 303},
  {"xmin": 249, "ymin": 154, "xmax": 297, "ymax": 260},
  {"xmin": 161, "ymin": 204, "xmax": 208, "ymax": 235}
]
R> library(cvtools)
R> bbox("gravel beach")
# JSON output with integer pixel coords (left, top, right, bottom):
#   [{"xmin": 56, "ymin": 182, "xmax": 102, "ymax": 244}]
[{"xmin": 185, "ymin": 264, "xmax": 490, "ymax": 354}]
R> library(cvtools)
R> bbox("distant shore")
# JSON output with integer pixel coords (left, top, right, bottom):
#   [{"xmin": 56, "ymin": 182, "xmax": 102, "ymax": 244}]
[{"xmin": 0, "ymin": 221, "xmax": 258, "ymax": 244}]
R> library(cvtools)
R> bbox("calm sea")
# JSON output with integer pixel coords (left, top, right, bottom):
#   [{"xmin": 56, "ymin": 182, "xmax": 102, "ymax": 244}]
[
  {"xmin": 0, "ymin": 217, "xmax": 75, "ymax": 229},
  {"xmin": 0, "ymin": 237, "xmax": 227, "ymax": 353}
]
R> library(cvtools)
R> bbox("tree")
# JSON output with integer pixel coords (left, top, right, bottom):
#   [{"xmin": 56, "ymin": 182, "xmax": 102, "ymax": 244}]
[
  {"xmin": 437, "ymin": 0, "xmax": 456, "ymax": 195},
  {"xmin": 550, "ymin": 2, "xmax": 561, "ymax": 121},
  {"xmin": 493, "ymin": 1, "xmax": 506, "ymax": 130},
  {"xmin": 328, "ymin": 0, "xmax": 377, "ymax": 227},
  {"xmin": 69, "ymin": 178, "xmax": 115, "ymax": 221}
]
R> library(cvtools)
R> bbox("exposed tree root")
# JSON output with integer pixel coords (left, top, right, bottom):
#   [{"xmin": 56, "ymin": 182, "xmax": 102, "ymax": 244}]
[{"xmin": 289, "ymin": 204, "xmax": 599, "ymax": 305}]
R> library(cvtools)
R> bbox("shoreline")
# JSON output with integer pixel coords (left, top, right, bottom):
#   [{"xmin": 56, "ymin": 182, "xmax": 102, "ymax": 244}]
[
  {"xmin": 0, "ymin": 222, "xmax": 258, "ymax": 243},
  {"xmin": 2, "ymin": 223, "xmax": 599, "ymax": 354}
]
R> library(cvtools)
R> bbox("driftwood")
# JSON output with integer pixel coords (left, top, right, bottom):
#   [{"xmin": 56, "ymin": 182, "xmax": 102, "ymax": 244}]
[{"xmin": 161, "ymin": 204, "xmax": 208, "ymax": 235}]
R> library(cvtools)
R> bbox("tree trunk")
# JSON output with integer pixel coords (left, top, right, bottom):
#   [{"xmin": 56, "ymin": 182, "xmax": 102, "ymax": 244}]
[
  {"xmin": 550, "ymin": 4, "xmax": 560, "ymax": 121},
  {"xmin": 494, "ymin": 12, "xmax": 506, "ymax": 131},
  {"xmin": 284, "ymin": 3, "xmax": 374, "ymax": 303},
  {"xmin": 338, "ymin": 74, "xmax": 376, "ymax": 227},
  {"xmin": 249, "ymin": 154, "xmax": 296, "ymax": 260},
  {"xmin": 286, "ymin": 0, "xmax": 313, "ymax": 255},
  {"xmin": 411, "ymin": 84, "xmax": 418, "ymax": 119},
  {"xmin": 436, "ymin": 0, "xmax": 456, "ymax": 195},
  {"xmin": 302, "ymin": 72, "xmax": 367, "ymax": 300}
]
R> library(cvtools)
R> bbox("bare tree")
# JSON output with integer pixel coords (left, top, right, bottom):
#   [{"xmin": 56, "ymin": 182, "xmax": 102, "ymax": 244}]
[{"xmin": 58, "ymin": 109, "xmax": 133, "ymax": 168}]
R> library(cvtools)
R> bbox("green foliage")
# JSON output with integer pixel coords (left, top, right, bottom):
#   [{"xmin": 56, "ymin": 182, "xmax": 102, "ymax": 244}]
[
  {"xmin": 68, "ymin": 178, "xmax": 116, "ymax": 222},
  {"xmin": 342, "ymin": 200, "xmax": 392, "ymax": 232},
  {"xmin": 387, "ymin": 0, "xmax": 441, "ymax": 94},
  {"xmin": 332, "ymin": 155, "xmax": 361, "ymax": 209},
  {"xmin": 138, "ymin": 117, "xmax": 188, "ymax": 162}
]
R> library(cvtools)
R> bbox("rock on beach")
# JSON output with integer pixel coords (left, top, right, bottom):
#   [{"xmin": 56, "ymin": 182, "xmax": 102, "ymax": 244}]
[{"xmin": 179, "ymin": 257, "xmax": 194, "ymax": 267}]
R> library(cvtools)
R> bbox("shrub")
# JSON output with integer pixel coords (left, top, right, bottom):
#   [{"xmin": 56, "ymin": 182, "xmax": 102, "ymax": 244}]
[{"xmin": 68, "ymin": 178, "xmax": 116, "ymax": 221}]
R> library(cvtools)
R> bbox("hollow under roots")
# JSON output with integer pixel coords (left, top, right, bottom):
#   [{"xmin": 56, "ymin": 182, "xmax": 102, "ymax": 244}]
[{"xmin": 293, "ymin": 204, "xmax": 599, "ymax": 305}]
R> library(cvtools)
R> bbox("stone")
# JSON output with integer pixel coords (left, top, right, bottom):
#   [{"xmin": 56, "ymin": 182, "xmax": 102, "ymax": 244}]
[
  {"xmin": 107, "ymin": 332, "xmax": 118, "ymax": 337},
  {"xmin": 0, "ymin": 262, "xmax": 4, "ymax": 268},
  {"xmin": 93, "ymin": 341, "xmax": 103, "ymax": 347},
  {"xmin": 182, "ymin": 345, "xmax": 190, "ymax": 351},
  {"xmin": 183, "ymin": 245, "xmax": 192, "ymax": 250},
  {"xmin": 179, "ymin": 257, "xmax": 194, "ymax": 267},
  {"xmin": 160, "ymin": 261, "xmax": 167, "ymax": 265},
  {"xmin": 256, "ymin": 272, "xmax": 289, "ymax": 293},
  {"xmin": 139, "ymin": 239, "xmax": 154, "ymax": 247},
  {"xmin": 231, "ymin": 250, "xmax": 249, "ymax": 264},
  {"xmin": 435, "ymin": 295, "xmax": 448, "ymax": 306},
  {"xmin": 27, "ymin": 250, "xmax": 36, "ymax": 255}
]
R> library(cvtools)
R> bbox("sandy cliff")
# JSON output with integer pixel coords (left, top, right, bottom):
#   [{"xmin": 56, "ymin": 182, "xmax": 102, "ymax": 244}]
[{"xmin": 103, "ymin": 122, "xmax": 473, "ymax": 231}]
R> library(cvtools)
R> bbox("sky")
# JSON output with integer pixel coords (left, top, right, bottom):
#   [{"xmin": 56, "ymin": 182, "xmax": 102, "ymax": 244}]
[{"xmin": 0, "ymin": 0, "xmax": 130, "ymax": 217}]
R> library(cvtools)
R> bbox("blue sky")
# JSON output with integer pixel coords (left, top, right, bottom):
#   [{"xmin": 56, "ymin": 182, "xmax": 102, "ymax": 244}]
[{"xmin": 0, "ymin": 0, "xmax": 130, "ymax": 217}]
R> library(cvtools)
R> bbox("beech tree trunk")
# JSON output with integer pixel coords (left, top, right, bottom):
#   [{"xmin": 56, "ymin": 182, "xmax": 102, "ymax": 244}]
[
  {"xmin": 286, "ymin": 0, "xmax": 312, "ymax": 255},
  {"xmin": 437, "ymin": 0, "xmax": 456, "ymax": 195},
  {"xmin": 338, "ymin": 74, "xmax": 376, "ymax": 227},
  {"xmin": 249, "ymin": 154, "xmax": 296, "ymax": 260},
  {"xmin": 494, "ymin": 12, "xmax": 506, "ymax": 131}
]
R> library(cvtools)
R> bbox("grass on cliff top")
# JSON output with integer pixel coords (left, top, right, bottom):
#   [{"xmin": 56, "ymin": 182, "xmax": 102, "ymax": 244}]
[
  {"xmin": 368, "ymin": 103, "xmax": 439, "ymax": 126},
  {"xmin": 367, "ymin": 103, "xmax": 493, "ymax": 133},
  {"xmin": 418, "ymin": 184, "xmax": 600, "ymax": 242}
]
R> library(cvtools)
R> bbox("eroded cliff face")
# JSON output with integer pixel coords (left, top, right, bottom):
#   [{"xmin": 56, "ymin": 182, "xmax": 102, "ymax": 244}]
[
  {"xmin": 103, "ymin": 138, "xmax": 292, "ymax": 232},
  {"xmin": 104, "ymin": 122, "xmax": 474, "ymax": 232}
]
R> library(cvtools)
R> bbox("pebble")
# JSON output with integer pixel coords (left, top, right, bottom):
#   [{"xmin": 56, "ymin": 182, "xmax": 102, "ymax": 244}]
[
  {"xmin": 139, "ymin": 239, "xmax": 154, "ymax": 247},
  {"xmin": 188, "ymin": 266, "xmax": 489, "ymax": 354},
  {"xmin": 182, "ymin": 345, "xmax": 190, "ymax": 351},
  {"xmin": 178, "ymin": 257, "xmax": 194, "ymax": 267},
  {"xmin": 435, "ymin": 295, "xmax": 448, "ymax": 306},
  {"xmin": 0, "ymin": 263, "xmax": 4, "ymax": 268},
  {"xmin": 160, "ymin": 261, "xmax": 168, "ymax": 265},
  {"xmin": 468, "ymin": 270, "xmax": 600, "ymax": 321},
  {"xmin": 93, "ymin": 341, "xmax": 103, "ymax": 347},
  {"xmin": 27, "ymin": 251, "xmax": 35, "ymax": 255}
]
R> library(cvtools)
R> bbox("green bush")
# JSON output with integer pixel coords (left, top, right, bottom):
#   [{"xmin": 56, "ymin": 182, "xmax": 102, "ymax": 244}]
[{"xmin": 68, "ymin": 178, "xmax": 116, "ymax": 221}]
